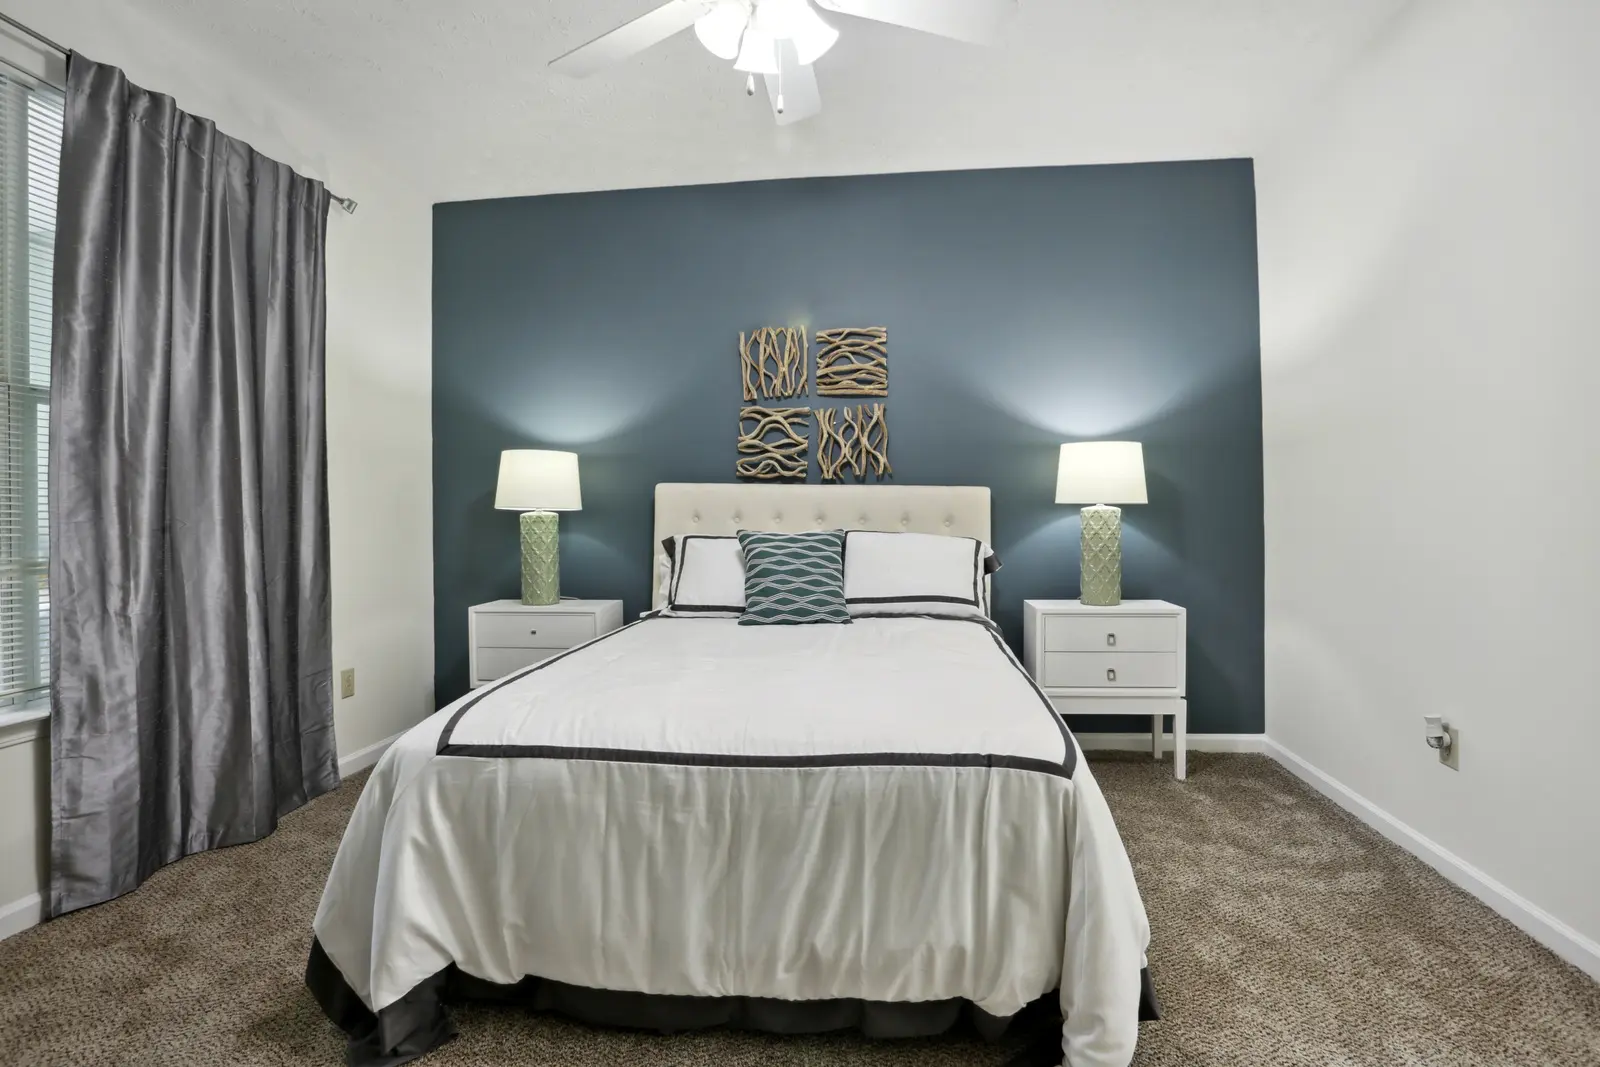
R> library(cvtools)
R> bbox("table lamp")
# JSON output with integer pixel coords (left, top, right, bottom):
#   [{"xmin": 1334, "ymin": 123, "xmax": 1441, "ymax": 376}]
[
  {"xmin": 1055, "ymin": 442, "xmax": 1147, "ymax": 606},
  {"xmin": 495, "ymin": 449, "xmax": 582, "ymax": 605}
]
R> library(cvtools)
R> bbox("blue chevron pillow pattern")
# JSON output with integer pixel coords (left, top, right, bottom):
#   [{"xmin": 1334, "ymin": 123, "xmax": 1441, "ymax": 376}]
[{"xmin": 736, "ymin": 530, "xmax": 851, "ymax": 626}]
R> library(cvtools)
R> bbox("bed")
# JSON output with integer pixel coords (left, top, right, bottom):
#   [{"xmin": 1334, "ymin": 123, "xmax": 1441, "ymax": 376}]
[{"xmin": 307, "ymin": 484, "xmax": 1156, "ymax": 1067}]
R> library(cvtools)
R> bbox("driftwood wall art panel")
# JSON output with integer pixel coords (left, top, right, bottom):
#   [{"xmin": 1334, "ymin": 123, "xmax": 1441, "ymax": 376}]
[
  {"xmin": 815, "ymin": 408, "xmax": 856, "ymax": 482},
  {"xmin": 740, "ymin": 327, "xmax": 807, "ymax": 401},
  {"xmin": 817, "ymin": 403, "xmax": 891, "ymax": 482},
  {"xmin": 737, "ymin": 407, "xmax": 811, "ymax": 480},
  {"xmin": 815, "ymin": 327, "xmax": 888, "ymax": 397},
  {"xmin": 854, "ymin": 403, "xmax": 891, "ymax": 479}
]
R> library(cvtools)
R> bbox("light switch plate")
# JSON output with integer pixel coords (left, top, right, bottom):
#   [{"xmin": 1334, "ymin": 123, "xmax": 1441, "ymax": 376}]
[{"xmin": 340, "ymin": 668, "xmax": 355, "ymax": 700}]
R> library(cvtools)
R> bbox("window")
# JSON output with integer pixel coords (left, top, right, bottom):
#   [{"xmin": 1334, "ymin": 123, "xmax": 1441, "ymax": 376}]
[{"xmin": 0, "ymin": 74, "xmax": 62, "ymax": 708}]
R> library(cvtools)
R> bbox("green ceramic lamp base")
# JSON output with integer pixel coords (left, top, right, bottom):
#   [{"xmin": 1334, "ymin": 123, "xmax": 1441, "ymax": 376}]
[
  {"xmin": 520, "ymin": 510, "xmax": 560, "ymax": 605},
  {"xmin": 1079, "ymin": 504, "xmax": 1123, "ymax": 606}
]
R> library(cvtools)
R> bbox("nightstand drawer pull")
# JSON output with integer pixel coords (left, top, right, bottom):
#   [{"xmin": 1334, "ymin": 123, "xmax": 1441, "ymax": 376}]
[
  {"xmin": 1039, "ymin": 651, "xmax": 1177, "ymax": 689},
  {"xmin": 1041, "ymin": 615, "xmax": 1177, "ymax": 653}
]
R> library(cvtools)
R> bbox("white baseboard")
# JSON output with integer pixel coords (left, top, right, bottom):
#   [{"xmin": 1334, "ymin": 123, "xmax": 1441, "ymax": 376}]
[
  {"xmin": 0, "ymin": 892, "xmax": 43, "ymax": 941},
  {"xmin": 1076, "ymin": 732, "xmax": 1266, "ymax": 753},
  {"xmin": 1264, "ymin": 738, "xmax": 1600, "ymax": 981},
  {"xmin": 337, "ymin": 730, "xmax": 404, "ymax": 778}
]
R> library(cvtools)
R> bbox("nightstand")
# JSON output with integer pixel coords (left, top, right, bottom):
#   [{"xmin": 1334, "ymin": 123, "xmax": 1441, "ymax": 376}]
[
  {"xmin": 1023, "ymin": 599, "xmax": 1188, "ymax": 779},
  {"xmin": 467, "ymin": 599, "xmax": 625, "ymax": 688}
]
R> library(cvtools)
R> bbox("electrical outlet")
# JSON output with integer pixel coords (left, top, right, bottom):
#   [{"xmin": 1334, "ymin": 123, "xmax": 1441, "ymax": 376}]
[
  {"xmin": 1440, "ymin": 725, "xmax": 1459, "ymax": 770},
  {"xmin": 340, "ymin": 668, "xmax": 355, "ymax": 700}
]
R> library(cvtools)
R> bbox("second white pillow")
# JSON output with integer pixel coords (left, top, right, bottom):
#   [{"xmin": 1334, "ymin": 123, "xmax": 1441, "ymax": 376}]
[{"xmin": 843, "ymin": 530, "xmax": 999, "ymax": 619}]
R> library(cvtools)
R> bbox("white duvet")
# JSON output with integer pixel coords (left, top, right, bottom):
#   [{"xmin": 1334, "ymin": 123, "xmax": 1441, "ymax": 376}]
[{"xmin": 313, "ymin": 615, "xmax": 1152, "ymax": 1067}]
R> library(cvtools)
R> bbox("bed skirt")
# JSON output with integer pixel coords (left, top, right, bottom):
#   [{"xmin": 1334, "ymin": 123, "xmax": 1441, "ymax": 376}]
[{"xmin": 305, "ymin": 938, "xmax": 1159, "ymax": 1067}]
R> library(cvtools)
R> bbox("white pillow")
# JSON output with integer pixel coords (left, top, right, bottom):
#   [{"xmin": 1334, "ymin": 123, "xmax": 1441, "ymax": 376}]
[
  {"xmin": 842, "ymin": 530, "xmax": 1000, "ymax": 619},
  {"xmin": 660, "ymin": 535, "xmax": 746, "ymax": 618}
]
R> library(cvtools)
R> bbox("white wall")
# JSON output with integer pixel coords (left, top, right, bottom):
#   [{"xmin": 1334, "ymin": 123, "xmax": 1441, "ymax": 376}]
[
  {"xmin": 1258, "ymin": 0, "xmax": 1600, "ymax": 971},
  {"xmin": 0, "ymin": 1, "xmax": 435, "ymax": 931}
]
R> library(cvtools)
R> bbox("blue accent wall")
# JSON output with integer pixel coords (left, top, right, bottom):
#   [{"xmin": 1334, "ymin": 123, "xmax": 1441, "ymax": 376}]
[{"xmin": 433, "ymin": 160, "xmax": 1263, "ymax": 732}]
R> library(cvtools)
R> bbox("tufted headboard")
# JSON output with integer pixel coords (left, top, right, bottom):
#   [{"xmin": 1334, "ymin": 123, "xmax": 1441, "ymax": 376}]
[{"xmin": 652, "ymin": 483, "xmax": 992, "ymax": 610}]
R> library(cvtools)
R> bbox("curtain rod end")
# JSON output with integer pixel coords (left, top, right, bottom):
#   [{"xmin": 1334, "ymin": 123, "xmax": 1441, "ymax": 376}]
[{"xmin": 331, "ymin": 194, "xmax": 357, "ymax": 215}]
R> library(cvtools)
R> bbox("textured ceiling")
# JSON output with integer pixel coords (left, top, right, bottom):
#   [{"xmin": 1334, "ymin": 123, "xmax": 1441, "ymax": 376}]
[{"xmin": 109, "ymin": 0, "xmax": 1408, "ymax": 204}]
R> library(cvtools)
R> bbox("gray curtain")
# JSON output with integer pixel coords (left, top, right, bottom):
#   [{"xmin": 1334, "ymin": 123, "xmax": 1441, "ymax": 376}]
[{"xmin": 48, "ymin": 54, "xmax": 338, "ymax": 917}]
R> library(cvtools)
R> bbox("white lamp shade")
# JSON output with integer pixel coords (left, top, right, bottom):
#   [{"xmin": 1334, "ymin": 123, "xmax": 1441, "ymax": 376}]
[
  {"xmin": 1055, "ymin": 442, "xmax": 1147, "ymax": 505},
  {"xmin": 759, "ymin": 0, "xmax": 838, "ymax": 65},
  {"xmin": 694, "ymin": 0, "xmax": 747, "ymax": 60},
  {"xmin": 495, "ymin": 450, "xmax": 582, "ymax": 511},
  {"xmin": 734, "ymin": 24, "xmax": 779, "ymax": 73},
  {"xmin": 788, "ymin": 10, "xmax": 838, "ymax": 65}
]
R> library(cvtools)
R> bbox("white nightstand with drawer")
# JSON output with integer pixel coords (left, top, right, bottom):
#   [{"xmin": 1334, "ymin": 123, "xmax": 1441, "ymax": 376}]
[
  {"xmin": 1023, "ymin": 599, "xmax": 1188, "ymax": 779},
  {"xmin": 468, "ymin": 599, "xmax": 625, "ymax": 688}
]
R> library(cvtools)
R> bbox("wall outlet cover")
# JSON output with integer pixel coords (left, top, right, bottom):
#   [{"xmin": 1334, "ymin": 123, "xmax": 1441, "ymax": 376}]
[
  {"xmin": 1440, "ymin": 725, "xmax": 1459, "ymax": 770},
  {"xmin": 340, "ymin": 668, "xmax": 355, "ymax": 700}
]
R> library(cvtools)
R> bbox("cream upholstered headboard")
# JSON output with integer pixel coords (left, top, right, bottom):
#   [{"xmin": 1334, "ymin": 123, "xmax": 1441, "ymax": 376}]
[{"xmin": 652, "ymin": 483, "xmax": 992, "ymax": 610}]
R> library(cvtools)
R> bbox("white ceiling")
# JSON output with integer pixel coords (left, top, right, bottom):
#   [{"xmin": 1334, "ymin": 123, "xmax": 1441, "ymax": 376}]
[{"xmin": 97, "ymin": 0, "xmax": 1408, "ymax": 204}]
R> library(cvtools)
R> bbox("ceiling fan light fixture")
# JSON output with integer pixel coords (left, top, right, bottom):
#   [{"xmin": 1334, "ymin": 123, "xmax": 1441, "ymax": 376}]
[
  {"xmin": 694, "ymin": 0, "xmax": 748, "ymax": 61},
  {"xmin": 769, "ymin": 0, "xmax": 839, "ymax": 65},
  {"xmin": 733, "ymin": 24, "xmax": 780, "ymax": 74}
]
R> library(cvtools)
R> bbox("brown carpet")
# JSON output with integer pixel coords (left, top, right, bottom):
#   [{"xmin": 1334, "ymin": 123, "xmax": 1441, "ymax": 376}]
[{"xmin": 1, "ymin": 753, "xmax": 1596, "ymax": 1067}]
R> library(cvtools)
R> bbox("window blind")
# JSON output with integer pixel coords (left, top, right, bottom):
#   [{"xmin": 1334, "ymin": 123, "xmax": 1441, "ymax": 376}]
[{"xmin": 0, "ymin": 74, "xmax": 62, "ymax": 704}]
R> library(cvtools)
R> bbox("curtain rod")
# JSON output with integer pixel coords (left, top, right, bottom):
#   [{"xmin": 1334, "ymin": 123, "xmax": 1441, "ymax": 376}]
[
  {"xmin": 0, "ymin": 10, "xmax": 358, "ymax": 214},
  {"xmin": 0, "ymin": 11, "xmax": 64, "ymax": 55}
]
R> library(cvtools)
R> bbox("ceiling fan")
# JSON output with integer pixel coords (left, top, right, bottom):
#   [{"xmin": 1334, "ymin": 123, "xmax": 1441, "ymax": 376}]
[{"xmin": 549, "ymin": 0, "xmax": 1018, "ymax": 126}]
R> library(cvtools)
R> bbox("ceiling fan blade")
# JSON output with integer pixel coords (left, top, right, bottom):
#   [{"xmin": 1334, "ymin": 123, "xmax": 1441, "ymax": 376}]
[
  {"xmin": 550, "ymin": 0, "xmax": 713, "ymax": 77},
  {"xmin": 763, "ymin": 42, "xmax": 822, "ymax": 126},
  {"xmin": 814, "ymin": 0, "xmax": 1016, "ymax": 45}
]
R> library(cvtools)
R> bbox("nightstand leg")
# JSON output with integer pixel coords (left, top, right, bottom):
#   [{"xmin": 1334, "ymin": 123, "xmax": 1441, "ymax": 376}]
[
  {"xmin": 1173, "ymin": 700, "xmax": 1187, "ymax": 780},
  {"xmin": 1151, "ymin": 714, "xmax": 1162, "ymax": 761}
]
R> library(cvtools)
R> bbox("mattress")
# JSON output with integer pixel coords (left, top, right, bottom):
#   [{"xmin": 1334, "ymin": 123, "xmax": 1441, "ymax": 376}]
[{"xmin": 309, "ymin": 614, "xmax": 1153, "ymax": 1067}]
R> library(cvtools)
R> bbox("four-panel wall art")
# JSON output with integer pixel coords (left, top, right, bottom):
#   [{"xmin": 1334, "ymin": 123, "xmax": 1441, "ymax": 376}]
[{"xmin": 736, "ymin": 325, "xmax": 891, "ymax": 482}]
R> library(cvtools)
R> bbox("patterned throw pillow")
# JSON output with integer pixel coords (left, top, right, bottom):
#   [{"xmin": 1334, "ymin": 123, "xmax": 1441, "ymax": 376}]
[{"xmin": 737, "ymin": 530, "xmax": 851, "ymax": 626}]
